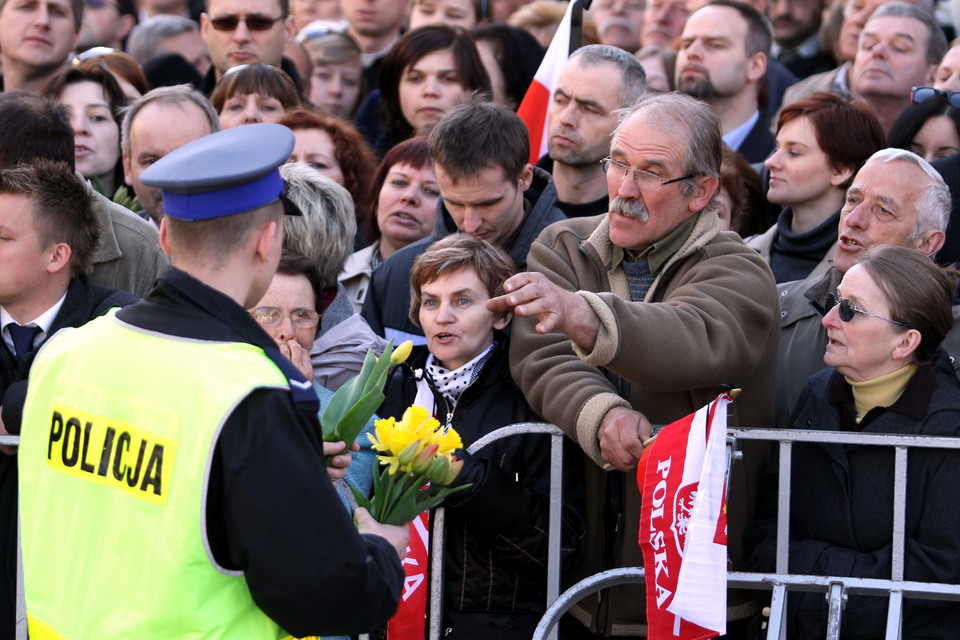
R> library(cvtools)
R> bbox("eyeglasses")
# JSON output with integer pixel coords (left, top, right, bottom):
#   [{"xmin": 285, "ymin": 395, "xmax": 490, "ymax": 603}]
[
  {"xmin": 209, "ymin": 14, "xmax": 284, "ymax": 31},
  {"xmin": 251, "ymin": 307, "xmax": 320, "ymax": 329},
  {"xmin": 821, "ymin": 292, "xmax": 909, "ymax": 329},
  {"xmin": 84, "ymin": 0, "xmax": 117, "ymax": 9},
  {"xmin": 601, "ymin": 158, "xmax": 694, "ymax": 190},
  {"xmin": 910, "ymin": 86, "xmax": 960, "ymax": 109}
]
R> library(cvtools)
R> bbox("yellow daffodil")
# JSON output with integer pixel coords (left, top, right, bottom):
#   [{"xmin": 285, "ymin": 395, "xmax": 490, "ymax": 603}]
[{"xmin": 351, "ymin": 404, "xmax": 471, "ymax": 526}]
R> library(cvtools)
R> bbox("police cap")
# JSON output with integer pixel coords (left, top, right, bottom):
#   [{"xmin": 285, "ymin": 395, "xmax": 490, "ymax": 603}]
[{"xmin": 139, "ymin": 123, "xmax": 296, "ymax": 221}]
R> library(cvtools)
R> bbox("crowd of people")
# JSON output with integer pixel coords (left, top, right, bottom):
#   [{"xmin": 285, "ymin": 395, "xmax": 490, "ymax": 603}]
[{"xmin": 1, "ymin": 0, "xmax": 960, "ymax": 636}]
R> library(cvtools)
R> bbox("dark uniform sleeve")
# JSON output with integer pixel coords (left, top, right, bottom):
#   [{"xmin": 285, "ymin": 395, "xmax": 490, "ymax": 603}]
[{"xmin": 205, "ymin": 387, "xmax": 403, "ymax": 638}]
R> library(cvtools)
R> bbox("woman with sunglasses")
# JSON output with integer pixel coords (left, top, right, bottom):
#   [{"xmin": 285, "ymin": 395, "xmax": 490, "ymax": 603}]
[
  {"xmin": 888, "ymin": 87, "xmax": 960, "ymax": 164},
  {"xmin": 749, "ymin": 92, "xmax": 885, "ymax": 284},
  {"xmin": 745, "ymin": 245, "xmax": 960, "ymax": 637},
  {"xmin": 44, "ymin": 64, "xmax": 131, "ymax": 199}
]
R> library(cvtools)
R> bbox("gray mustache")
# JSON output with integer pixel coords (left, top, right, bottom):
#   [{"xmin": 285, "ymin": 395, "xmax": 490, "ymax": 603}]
[{"xmin": 610, "ymin": 196, "xmax": 649, "ymax": 221}]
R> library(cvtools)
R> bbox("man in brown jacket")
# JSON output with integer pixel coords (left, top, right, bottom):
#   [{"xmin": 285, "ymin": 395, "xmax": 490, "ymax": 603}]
[{"xmin": 489, "ymin": 92, "xmax": 779, "ymax": 637}]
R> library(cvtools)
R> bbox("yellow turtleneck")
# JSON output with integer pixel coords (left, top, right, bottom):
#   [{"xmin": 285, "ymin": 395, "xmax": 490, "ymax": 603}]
[{"xmin": 845, "ymin": 363, "xmax": 918, "ymax": 423}]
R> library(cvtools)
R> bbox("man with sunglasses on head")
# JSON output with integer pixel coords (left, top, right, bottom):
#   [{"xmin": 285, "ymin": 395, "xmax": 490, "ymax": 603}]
[
  {"xmin": 488, "ymin": 92, "xmax": 779, "ymax": 638},
  {"xmin": 198, "ymin": 0, "xmax": 302, "ymax": 93},
  {"xmin": 773, "ymin": 147, "xmax": 951, "ymax": 428}
]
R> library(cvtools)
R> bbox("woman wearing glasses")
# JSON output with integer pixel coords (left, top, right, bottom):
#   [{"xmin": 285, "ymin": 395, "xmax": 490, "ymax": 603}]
[
  {"xmin": 745, "ymin": 245, "xmax": 960, "ymax": 637},
  {"xmin": 888, "ymin": 87, "xmax": 960, "ymax": 164},
  {"xmin": 748, "ymin": 92, "xmax": 885, "ymax": 284}
]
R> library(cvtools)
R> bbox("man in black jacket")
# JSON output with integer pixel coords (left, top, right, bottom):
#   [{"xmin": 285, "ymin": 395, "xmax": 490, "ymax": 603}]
[
  {"xmin": 0, "ymin": 159, "xmax": 139, "ymax": 637},
  {"xmin": 362, "ymin": 101, "xmax": 567, "ymax": 343}
]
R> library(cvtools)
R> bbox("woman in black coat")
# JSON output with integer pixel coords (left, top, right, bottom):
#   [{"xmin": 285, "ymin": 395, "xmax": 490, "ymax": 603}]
[
  {"xmin": 379, "ymin": 234, "xmax": 584, "ymax": 640},
  {"xmin": 745, "ymin": 245, "xmax": 960, "ymax": 639}
]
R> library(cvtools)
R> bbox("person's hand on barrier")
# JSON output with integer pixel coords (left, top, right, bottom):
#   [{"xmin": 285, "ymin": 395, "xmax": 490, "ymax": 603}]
[
  {"xmin": 324, "ymin": 440, "xmax": 359, "ymax": 481},
  {"xmin": 280, "ymin": 337, "xmax": 313, "ymax": 380},
  {"xmin": 0, "ymin": 410, "xmax": 15, "ymax": 456},
  {"xmin": 598, "ymin": 406, "xmax": 650, "ymax": 471},
  {"xmin": 486, "ymin": 271, "xmax": 600, "ymax": 350},
  {"xmin": 354, "ymin": 507, "xmax": 410, "ymax": 560}
]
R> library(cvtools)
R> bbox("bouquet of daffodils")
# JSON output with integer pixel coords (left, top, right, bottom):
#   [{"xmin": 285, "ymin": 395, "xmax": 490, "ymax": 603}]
[
  {"xmin": 350, "ymin": 405, "xmax": 470, "ymax": 526},
  {"xmin": 320, "ymin": 339, "xmax": 412, "ymax": 461}
]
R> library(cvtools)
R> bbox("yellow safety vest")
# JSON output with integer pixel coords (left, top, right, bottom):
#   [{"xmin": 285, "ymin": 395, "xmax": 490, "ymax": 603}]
[{"xmin": 20, "ymin": 311, "xmax": 288, "ymax": 639}]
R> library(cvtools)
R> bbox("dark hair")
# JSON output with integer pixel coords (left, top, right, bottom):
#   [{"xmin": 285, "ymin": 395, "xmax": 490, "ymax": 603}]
[
  {"xmin": 470, "ymin": 23, "xmax": 544, "ymax": 110},
  {"xmin": 277, "ymin": 106, "xmax": 377, "ymax": 238},
  {"xmin": 409, "ymin": 234, "xmax": 516, "ymax": 327},
  {"xmin": 77, "ymin": 51, "xmax": 150, "ymax": 97},
  {"xmin": 277, "ymin": 248, "xmax": 325, "ymax": 317},
  {"xmin": 210, "ymin": 63, "xmax": 301, "ymax": 113},
  {"xmin": 719, "ymin": 145, "xmax": 757, "ymax": 233},
  {"xmin": 0, "ymin": 91, "xmax": 74, "ymax": 170},
  {"xmin": 888, "ymin": 94, "xmax": 960, "ymax": 157},
  {"xmin": 705, "ymin": 0, "xmax": 773, "ymax": 57},
  {"xmin": 44, "ymin": 65, "xmax": 131, "ymax": 190},
  {"xmin": 427, "ymin": 100, "xmax": 528, "ymax": 183},
  {"xmin": 364, "ymin": 136, "xmax": 433, "ymax": 242},
  {"xmin": 778, "ymin": 92, "xmax": 885, "ymax": 189},
  {"xmin": 379, "ymin": 25, "xmax": 491, "ymax": 137},
  {"xmin": 0, "ymin": 160, "xmax": 100, "ymax": 276},
  {"xmin": 857, "ymin": 244, "xmax": 956, "ymax": 363}
]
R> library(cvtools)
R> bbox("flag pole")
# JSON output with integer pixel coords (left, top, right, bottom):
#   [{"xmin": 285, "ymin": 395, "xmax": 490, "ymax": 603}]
[{"xmin": 569, "ymin": 0, "xmax": 592, "ymax": 56}]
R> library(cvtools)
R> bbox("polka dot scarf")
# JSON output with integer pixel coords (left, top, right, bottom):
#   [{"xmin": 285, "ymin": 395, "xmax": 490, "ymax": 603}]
[{"xmin": 422, "ymin": 341, "xmax": 498, "ymax": 409}]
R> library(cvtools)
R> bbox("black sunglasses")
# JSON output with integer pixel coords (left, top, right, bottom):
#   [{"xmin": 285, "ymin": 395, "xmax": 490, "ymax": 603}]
[
  {"xmin": 209, "ymin": 14, "xmax": 284, "ymax": 31},
  {"xmin": 910, "ymin": 86, "xmax": 960, "ymax": 109},
  {"xmin": 821, "ymin": 292, "xmax": 909, "ymax": 329}
]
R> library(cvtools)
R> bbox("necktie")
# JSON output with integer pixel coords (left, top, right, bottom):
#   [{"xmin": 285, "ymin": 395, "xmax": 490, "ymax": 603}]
[{"xmin": 8, "ymin": 324, "xmax": 41, "ymax": 361}]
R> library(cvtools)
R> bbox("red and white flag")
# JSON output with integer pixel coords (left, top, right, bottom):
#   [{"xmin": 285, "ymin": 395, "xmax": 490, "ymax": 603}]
[
  {"xmin": 637, "ymin": 393, "xmax": 732, "ymax": 640},
  {"xmin": 387, "ymin": 511, "xmax": 430, "ymax": 640},
  {"xmin": 516, "ymin": 0, "xmax": 574, "ymax": 165}
]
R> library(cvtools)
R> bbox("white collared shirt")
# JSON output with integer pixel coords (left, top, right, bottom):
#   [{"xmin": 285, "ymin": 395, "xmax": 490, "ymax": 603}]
[{"xmin": 0, "ymin": 292, "xmax": 68, "ymax": 355}]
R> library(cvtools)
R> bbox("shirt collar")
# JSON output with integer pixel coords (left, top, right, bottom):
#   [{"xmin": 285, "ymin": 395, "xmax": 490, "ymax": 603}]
[
  {"xmin": 722, "ymin": 110, "xmax": 760, "ymax": 154},
  {"xmin": 772, "ymin": 32, "xmax": 823, "ymax": 60},
  {"xmin": 0, "ymin": 290, "xmax": 68, "ymax": 352},
  {"xmin": 611, "ymin": 213, "xmax": 700, "ymax": 274}
]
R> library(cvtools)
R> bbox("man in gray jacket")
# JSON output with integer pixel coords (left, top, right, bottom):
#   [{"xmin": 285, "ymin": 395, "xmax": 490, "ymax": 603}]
[
  {"xmin": 0, "ymin": 91, "xmax": 167, "ymax": 297},
  {"xmin": 773, "ymin": 148, "xmax": 949, "ymax": 427}
]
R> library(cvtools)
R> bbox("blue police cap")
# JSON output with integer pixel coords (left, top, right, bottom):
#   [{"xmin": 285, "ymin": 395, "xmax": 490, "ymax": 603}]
[{"xmin": 139, "ymin": 123, "xmax": 296, "ymax": 221}]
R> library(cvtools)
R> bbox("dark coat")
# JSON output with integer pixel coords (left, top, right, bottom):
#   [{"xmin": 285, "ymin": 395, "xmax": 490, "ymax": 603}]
[
  {"xmin": 0, "ymin": 277, "xmax": 138, "ymax": 637},
  {"xmin": 362, "ymin": 167, "xmax": 566, "ymax": 342},
  {"xmin": 744, "ymin": 352, "xmax": 960, "ymax": 639},
  {"xmin": 379, "ymin": 339, "xmax": 585, "ymax": 640}
]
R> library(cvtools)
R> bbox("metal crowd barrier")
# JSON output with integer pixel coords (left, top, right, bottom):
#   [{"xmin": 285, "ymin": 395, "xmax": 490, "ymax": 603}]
[
  {"xmin": 428, "ymin": 422, "xmax": 566, "ymax": 640},
  {"xmin": 531, "ymin": 427, "xmax": 960, "ymax": 640}
]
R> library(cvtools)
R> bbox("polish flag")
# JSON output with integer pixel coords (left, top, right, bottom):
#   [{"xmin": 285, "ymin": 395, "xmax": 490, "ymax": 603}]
[
  {"xmin": 637, "ymin": 393, "xmax": 731, "ymax": 640},
  {"xmin": 516, "ymin": 0, "xmax": 574, "ymax": 165}
]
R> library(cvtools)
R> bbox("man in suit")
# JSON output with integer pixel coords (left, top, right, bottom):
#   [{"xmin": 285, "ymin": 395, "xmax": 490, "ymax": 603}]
[
  {"xmin": 0, "ymin": 159, "xmax": 138, "ymax": 637},
  {"xmin": 676, "ymin": 0, "xmax": 777, "ymax": 163}
]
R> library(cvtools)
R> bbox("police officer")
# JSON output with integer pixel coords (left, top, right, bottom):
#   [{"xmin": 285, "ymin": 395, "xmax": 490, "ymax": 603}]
[{"xmin": 18, "ymin": 123, "xmax": 408, "ymax": 639}]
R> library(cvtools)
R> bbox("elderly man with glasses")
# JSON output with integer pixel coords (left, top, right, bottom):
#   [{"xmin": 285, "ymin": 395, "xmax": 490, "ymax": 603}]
[{"xmin": 488, "ymin": 91, "xmax": 779, "ymax": 638}]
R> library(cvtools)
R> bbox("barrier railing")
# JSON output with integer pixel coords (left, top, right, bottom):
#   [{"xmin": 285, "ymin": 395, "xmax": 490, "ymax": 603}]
[
  {"xmin": 428, "ymin": 422, "xmax": 566, "ymax": 640},
  {"xmin": 14, "ymin": 424, "xmax": 960, "ymax": 640},
  {"xmin": 531, "ymin": 427, "xmax": 960, "ymax": 640}
]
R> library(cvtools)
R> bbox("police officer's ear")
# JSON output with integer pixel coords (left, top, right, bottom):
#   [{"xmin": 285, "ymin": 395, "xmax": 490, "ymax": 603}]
[
  {"xmin": 253, "ymin": 219, "xmax": 282, "ymax": 266},
  {"xmin": 46, "ymin": 242, "xmax": 72, "ymax": 275}
]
